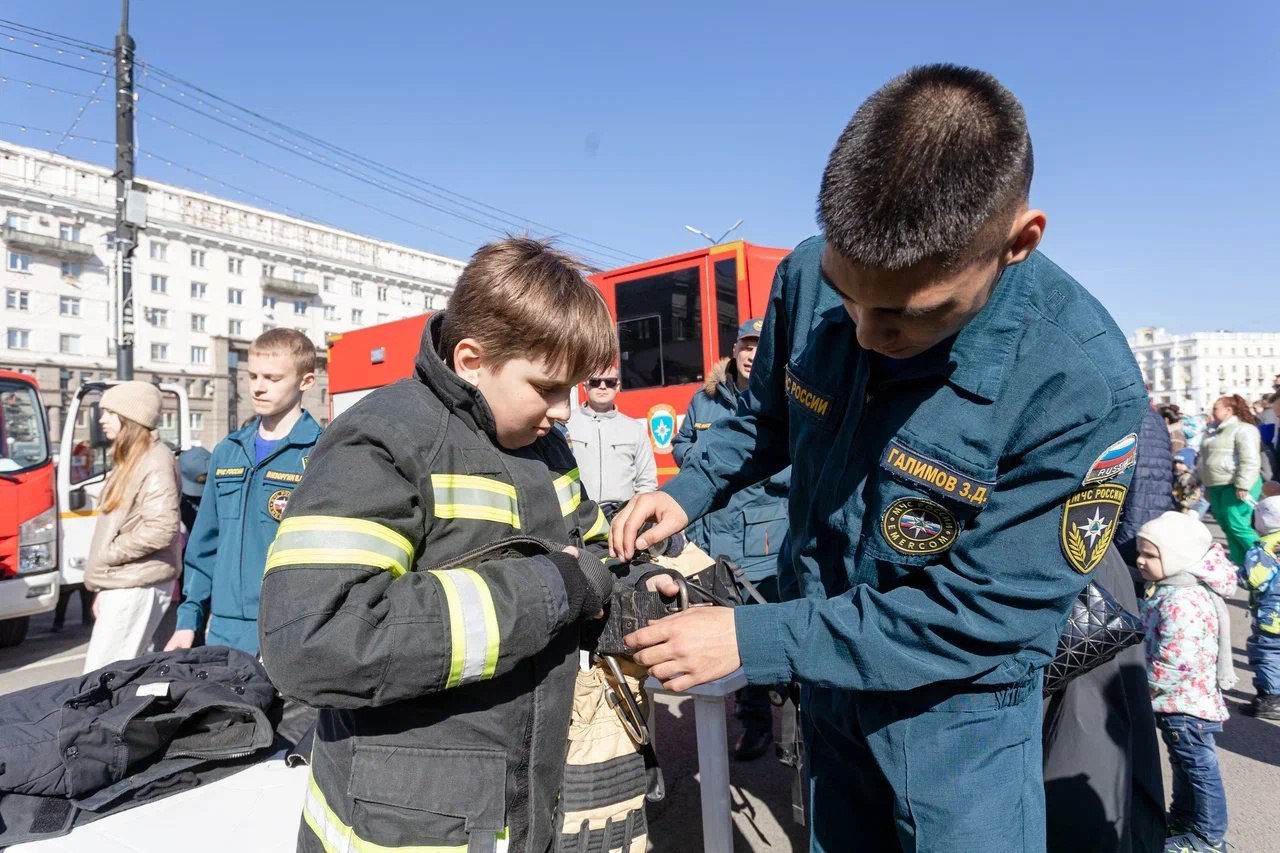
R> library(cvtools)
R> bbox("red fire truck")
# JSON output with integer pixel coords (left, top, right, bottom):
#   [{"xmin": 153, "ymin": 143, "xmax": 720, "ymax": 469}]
[
  {"xmin": 0, "ymin": 370, "xmax": 59, "ymax": 646},
  {"xmin": 327, "ymin": 241, "xmax": 787, "ymax": 481}
]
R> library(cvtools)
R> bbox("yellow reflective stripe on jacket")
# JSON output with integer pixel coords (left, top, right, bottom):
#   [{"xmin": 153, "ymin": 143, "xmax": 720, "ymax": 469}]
[
  {"xmin": 583, "ymin": 507, "xmax": 609, "ymax": 543},
  {"xmin": 429, "ymin": 568, "xmax": 501, "ymax": 688},
  {"xmin": 266, "ymin": 516, "xmax": 414, "ymax": 577},
  {"xmin": 431, "ymin": 474, "xmax": 521, "ymax": 529},
  {"xmin": 553, "ymin": 468, "xmax": 583, "ymax": 516},
  {"xmin": 302, "ymin": 772, "xmax": 509, "ymax": 853}
]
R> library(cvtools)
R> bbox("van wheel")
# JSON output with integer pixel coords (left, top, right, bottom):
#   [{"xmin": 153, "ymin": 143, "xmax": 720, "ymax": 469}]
[{"xmin": 0, "ymin": 616, "xmax": 30, "ymax": 647}]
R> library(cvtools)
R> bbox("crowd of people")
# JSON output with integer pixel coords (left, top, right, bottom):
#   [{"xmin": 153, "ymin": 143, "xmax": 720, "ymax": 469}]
[{"xmin": 29, "ymin": 63, "xmax": 1280, "ymax": 853}]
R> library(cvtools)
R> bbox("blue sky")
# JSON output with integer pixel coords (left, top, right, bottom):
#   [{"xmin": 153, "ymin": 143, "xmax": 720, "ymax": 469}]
[{"xmin": 2, "ymin": 1, "xmax": 1276, "ymax": 335}]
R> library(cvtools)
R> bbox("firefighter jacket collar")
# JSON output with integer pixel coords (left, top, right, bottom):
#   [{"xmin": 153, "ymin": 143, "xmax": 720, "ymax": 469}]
[
  {"xmin": 414, "ymin": 313, "xmax": 500, "ymax": 441},
  {"xmin": 227, "ymin": 409, "xmax": 323, "ymax": 459}
]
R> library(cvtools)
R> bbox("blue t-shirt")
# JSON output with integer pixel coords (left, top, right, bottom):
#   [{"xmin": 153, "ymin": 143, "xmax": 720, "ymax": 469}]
[{"xmin": 255, "ymin": 432, "xmax": 281, "ymax": 465}]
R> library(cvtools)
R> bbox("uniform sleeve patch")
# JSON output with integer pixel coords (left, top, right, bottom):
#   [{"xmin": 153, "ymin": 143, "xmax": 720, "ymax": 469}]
[
  {"xmin": 1060, "ymin": 483, "xmax": 1127, "ymax": 574},
  {"xmin": 880, "ymin": 439, "xmax": 994, "ymax": 508},
  {"xmin": 1082, "ymin": 433, "xmax": 1138, "ymax": 485},
  {"xmin": 785, "ymin": 365, "xmax": 833, "ymax": 420},
  {"xmin": 881, "ymin": 498, "xmax": 959, "ymax": 556},
  {"xmin": 214, "ymin": 467, "xmax": 246, "ymax": 478},
  {"xmin": 264, "ymin": 470, "xmax": 303, "ymax": 484}
]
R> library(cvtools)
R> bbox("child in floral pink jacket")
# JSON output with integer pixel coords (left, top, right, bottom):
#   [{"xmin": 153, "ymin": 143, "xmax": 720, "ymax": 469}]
[{"xmin": 1137, "ymin": 511, "xmax": 1239, "ymax": 852}]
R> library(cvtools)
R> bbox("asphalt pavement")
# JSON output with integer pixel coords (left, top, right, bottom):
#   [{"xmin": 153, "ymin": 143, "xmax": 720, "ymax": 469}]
[{"xmin": 1, "ymin": 572, "xmax": 1276, "ymax": 852}]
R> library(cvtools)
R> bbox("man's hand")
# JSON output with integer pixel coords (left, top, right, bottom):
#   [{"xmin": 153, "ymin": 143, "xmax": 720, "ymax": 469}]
[
  {"xmin": 164, "ymin": 629, "xmax": 195, "ymax": 652},
  {"xmin": 626, "ymin": 607, "xmax": 740, "ymax": 692},
  {"xmin": 609, "ymin": 492, "xmax": 689, "ymax": 561},
  {"xmin": 1236, "ymin": 488, "xmax": 1252, "ymax": 502}
]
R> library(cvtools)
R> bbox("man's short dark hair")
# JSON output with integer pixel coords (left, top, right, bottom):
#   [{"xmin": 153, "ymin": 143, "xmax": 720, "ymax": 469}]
[{"xmin": 818, "ymin": 64, "xmax": 1034, "ymax": 271}]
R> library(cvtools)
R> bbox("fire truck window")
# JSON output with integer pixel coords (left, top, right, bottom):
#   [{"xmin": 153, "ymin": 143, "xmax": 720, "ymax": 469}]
[
  {"xmin": 615, "ymin": 266, "xmax": 703, "ymax": 389},
  {"xmin": 714, "ymin": 258, "xmax": 740, "ymax": 362},
  {"xmin": 69, "ymin": 389, "xmax": 110, "ymax": 486},
  {"xmin": 0, "ymin": 382, "xmax": 49, "ymax": 472}
]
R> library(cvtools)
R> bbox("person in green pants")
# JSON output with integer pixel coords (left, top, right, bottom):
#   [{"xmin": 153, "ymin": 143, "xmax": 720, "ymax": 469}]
[{"xmin": 1197, "ymin": 394, "xmax": 1263, "ymax": 564}]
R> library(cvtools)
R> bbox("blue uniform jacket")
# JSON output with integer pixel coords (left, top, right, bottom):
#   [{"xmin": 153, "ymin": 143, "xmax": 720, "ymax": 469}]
[
  {"xmin": 177, "ymin": 412, "xmax": 323, "ymax": 653},
  {"xmin": 665, "ymin": 237, "xmax": 1147, "ymax": 693},
  {"xmin": 673, "ymin": 359, "xmax": 790, "ymax": 581}
]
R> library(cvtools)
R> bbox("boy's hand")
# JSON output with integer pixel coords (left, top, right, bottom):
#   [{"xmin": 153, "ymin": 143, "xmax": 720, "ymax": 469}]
[
  {"xmin": 164, "ymin": 629, "xmax": 196, "ymax": 652},
  {"xmin": 609, "ymin": 492, "xmax": 689, "ymax": 560}
]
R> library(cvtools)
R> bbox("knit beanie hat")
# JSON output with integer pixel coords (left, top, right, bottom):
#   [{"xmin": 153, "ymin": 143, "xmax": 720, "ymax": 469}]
[
  {"xmin": 100, "ymin": 381, "xmax": 162, "ymax": 430},
  {"xmin": 1137, "ymin": 511, "xmax": 1213, "ymax": 577},
  {"xmin": 1255, "ymin": 495, "xmax": 1280, "ymax": 536}
]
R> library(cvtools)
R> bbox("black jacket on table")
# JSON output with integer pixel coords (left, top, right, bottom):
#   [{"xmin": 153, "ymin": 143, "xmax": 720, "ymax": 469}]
[{"xmin": 258, "ymin": 314, "xmax": 613, "ymax": 853}]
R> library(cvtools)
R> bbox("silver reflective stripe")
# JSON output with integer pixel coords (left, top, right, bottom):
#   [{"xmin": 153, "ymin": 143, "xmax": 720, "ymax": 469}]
[
  {"xmin": 449, "ymin": 570, "xmax": 493, "ymax": 685},
  {"xmin": 271, "ymin": 529, "xmax": 410, "ymax": 570}
]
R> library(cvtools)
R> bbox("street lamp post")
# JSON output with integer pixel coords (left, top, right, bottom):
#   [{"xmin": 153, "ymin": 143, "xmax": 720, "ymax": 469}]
[{"xmin": 684, "ymin": 219, "xmax": 743, "ymax": 245}]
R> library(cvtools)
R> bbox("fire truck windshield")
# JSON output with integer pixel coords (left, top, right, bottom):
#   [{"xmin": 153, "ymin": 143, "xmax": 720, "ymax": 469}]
[{"xmin": 0, "ymin": 379, "xmax": 49, "ymax": 474}]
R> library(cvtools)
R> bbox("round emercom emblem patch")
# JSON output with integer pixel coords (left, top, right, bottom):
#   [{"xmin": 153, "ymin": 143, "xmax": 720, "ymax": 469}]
[
  {"xmin": 881, "ymin": 497, "xmax": 959, "ymax": 556},
  {"xmin": 267, "ymin": 488, "xmax": 291, "ymax": 521}
]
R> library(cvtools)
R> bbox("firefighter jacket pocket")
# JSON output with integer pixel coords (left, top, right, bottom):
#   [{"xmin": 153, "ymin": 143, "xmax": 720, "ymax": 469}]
[{"xmin": 346, "ymin": 744, "xmax": 508, "ymax": 849}]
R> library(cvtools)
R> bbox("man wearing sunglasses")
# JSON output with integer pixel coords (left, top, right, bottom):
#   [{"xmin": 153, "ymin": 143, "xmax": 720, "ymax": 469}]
[{"xmin": 567, "ymin": 365, "xmax": 658, "ymax": 506}]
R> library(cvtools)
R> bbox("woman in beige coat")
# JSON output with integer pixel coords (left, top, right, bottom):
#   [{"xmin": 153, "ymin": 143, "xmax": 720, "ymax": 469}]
[{"xmin": 82, "ymin": 381, "xmax": 181, "ymax": 673}]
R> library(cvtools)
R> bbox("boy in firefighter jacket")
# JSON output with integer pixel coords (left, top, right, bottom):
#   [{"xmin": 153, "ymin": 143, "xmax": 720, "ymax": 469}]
[{"xmin": 259, "ymin": 238, "xmax": 625, "ymax": 853}]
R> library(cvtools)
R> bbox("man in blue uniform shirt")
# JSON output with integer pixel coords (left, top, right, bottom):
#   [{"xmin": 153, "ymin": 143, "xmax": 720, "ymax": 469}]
[{"xmin": 612, "ymin": 65, "xmax": 1147, "ymax": 852}]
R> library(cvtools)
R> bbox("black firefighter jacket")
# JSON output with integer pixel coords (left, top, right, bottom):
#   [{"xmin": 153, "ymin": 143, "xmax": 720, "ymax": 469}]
[
  {"xmin": 0, "ymin": 647, "xmax": 277, "ymax": 845},
  {"xmin": 259, "ymin": 314, "xmax": 615, "ymax": 853}
]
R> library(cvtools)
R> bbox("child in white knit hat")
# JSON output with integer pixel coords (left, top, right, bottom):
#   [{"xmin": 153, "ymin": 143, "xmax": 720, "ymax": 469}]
[{"xmin": 1136, "ymin": 511, "xmax": 1238, "ymax": 852}]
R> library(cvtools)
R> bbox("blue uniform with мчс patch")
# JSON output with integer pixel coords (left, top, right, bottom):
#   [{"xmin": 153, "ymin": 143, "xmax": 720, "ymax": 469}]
[
  {"xmin": 176, "ymin": 412, "xmax": 322, "ymax": 654},
  {"xmin": 662, "ymin": 237, "xmax": 1147, "ymax": 852}
]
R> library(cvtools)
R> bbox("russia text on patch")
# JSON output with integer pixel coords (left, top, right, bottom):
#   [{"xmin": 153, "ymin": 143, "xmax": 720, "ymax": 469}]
[
  {"xmin": 880, "ymin": 439, "xmax": 993, "ymax": 507},
  {"xmin": 214, "ymin": 467, "xmax": 246, "ymax": 478},
  {"xmin": 785, "ymin": 366, "xmax": 833, "ymax": 419},
  {"xmin": 1082, "ymin": 433, "xmax": 1138, "ymax": 485}
]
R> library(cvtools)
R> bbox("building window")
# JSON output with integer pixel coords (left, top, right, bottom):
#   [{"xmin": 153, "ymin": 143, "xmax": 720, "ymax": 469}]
[
  {"xmin": 227, "ymin": 256, "xmax": 243, "ymax": 275},
  {"xmin": 145, "ymin": 307, "xmax": 169, "ymax": 327},
  {"xmin": 7, "ymin": 251, "xmax": 30, "ymax": 272},
  {"xmin": 59, "ymin": 334, "xmax": 81, "ymax": 354},
  {"xmin": 191, "ymin": 280, "xmax": 208, "ymax": 299},
  {"xmin": 190, "ymin": 248, "xmax": 206, "ymax": 267},
  {"xmin": 149, "ymin": 241, "xmax": 167, "ymax": 261},
  {"xmin": 351, "ymin": 282, "xmax": 363, "ymax": 298},
  {"xmin": 190, "ymin": 412, "xmax": 205, "ymax": 432},
  {"xmin": 323, "ymin": 305, "xmax": 337, "ymax": 321},
  {"xmin": 323, "ymin": 275, "xmax": 335, "ymax": 293},
  {"xmin": 61, "ymin": 261, "xmax": 82, "ymax": 279},
  {"xmin": 229, "ymin": 319, "xmax": 243, "ymax": 336},
  {"xmin": 151, "ymin": 274, "xmax": 168, "ymax": 294},
  {"xmin": 59, "ymin": 223, "xmax": 82, "ymax": 242},
  {"xmin": 7, "ymin": 328, "xmax": 31, "ymax": 349},
  {"xmin": 352, "ymin": 308, "xmax": 363, "ymax": 325},
  {"xmin": 6, "ymin": 289, "xmax": 29, "ymax": 310},
  {"xmin": 151, "ymin": 343, "xmax": 169, "ymax": 361},
  {"xmin": 105, "ymin": 233, "xmax": 116, "ymax": 250},
  {"xmin": 263, "ymin": 263, "xmax": 276, "ymax": 279},
  {"xmin": 377, "ymin": 285, "xmax": 388, "ymax": 302},
  {"xmin": 228, "ymin": 288, "xmax": 243, "ymax": 305},
  {"xmin": 6, "ymin": 213, "xmax": 30, "ymax": 230},
  {"xmin": 377, "ymin": 313, "xmax": 388, "ymax": 324},
  {"xmin": 292, "ymin": 269, "xmax": 307, "ymax": 283},
  {"xmin": 191, "ymin": 345, "xmax": 208, "ymax": 365},
  {"xmin": 161, "ymin": 411, "xmax": 176, "ymax": 431},
  {"xmin": 60, "ymin": 296, "xmax": 80, "ymax": 317},
  {"xmin": 263, "ymin": 295, "xmax": 277, "ymax": 309},
  {"xmin": 294, "ymin": 300, "xmax": 307, "ymax": 316},
  {"xmin": 191, "ymin": 313, "xmax": 206, "ymax": 332}
]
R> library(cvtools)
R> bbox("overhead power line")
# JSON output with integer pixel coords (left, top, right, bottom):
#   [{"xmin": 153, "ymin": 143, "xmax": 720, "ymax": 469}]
[
  {"xmin": 137, "ymin": 62, "xmax": 645, "ymax": 264},
  {"xmin": 0, "ymin": 19, "xmax": 113, "ymax": 55},
  {"xmin": 0, "ymin": 44, "xmax": 111, "ymax": 76}
]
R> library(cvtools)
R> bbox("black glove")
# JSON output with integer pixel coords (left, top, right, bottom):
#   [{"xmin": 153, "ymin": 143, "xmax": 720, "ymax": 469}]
[{"xmin": 545, "ymin": 550, "xmax": 615, "ymax": 620}]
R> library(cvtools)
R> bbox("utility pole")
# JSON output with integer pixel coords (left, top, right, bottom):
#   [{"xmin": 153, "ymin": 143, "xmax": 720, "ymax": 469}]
[{"xmin": 114, "ymin": 0, "xmax": 137, "ymax": 379}]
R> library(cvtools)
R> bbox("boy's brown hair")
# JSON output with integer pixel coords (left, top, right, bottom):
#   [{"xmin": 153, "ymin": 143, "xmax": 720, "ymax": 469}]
[
  {"xmin": 251, "ymin": 328, "xmax": 317, "ymax": 377},
  {"xmin": 440, "ymin": 237, "xmax": 617, "ymax": 380}
]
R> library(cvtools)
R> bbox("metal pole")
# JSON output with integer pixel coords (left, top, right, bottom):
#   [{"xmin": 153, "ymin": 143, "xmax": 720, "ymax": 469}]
[{"xmin": 114, "ymin": 0, "xmax": 136, "ymax": 379}]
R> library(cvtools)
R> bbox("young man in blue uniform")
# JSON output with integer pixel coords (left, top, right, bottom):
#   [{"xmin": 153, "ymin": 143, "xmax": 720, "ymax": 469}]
[
  {"xmin": 612, "ymin": 65, "xmax": 1147, "ymax": 851},
  {"xmin": 165, "ymin": 328, "xmax": 322, "ymax": 655}
]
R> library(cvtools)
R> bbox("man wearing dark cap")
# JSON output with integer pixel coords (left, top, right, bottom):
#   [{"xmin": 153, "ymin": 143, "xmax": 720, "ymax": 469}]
[
  {"xmin": 672, "ymin": 317, "xmax": 791, "ymax": 761},
  {"xmin": 177, "ymin": 446, "xmax": 212, "ymax": 533}
]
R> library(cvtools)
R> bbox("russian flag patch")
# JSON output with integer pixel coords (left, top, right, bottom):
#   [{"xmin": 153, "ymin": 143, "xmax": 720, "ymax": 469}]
[{"xmin": 1082, "ymin": 433, "xmax": 1138, "ymax": 486}]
